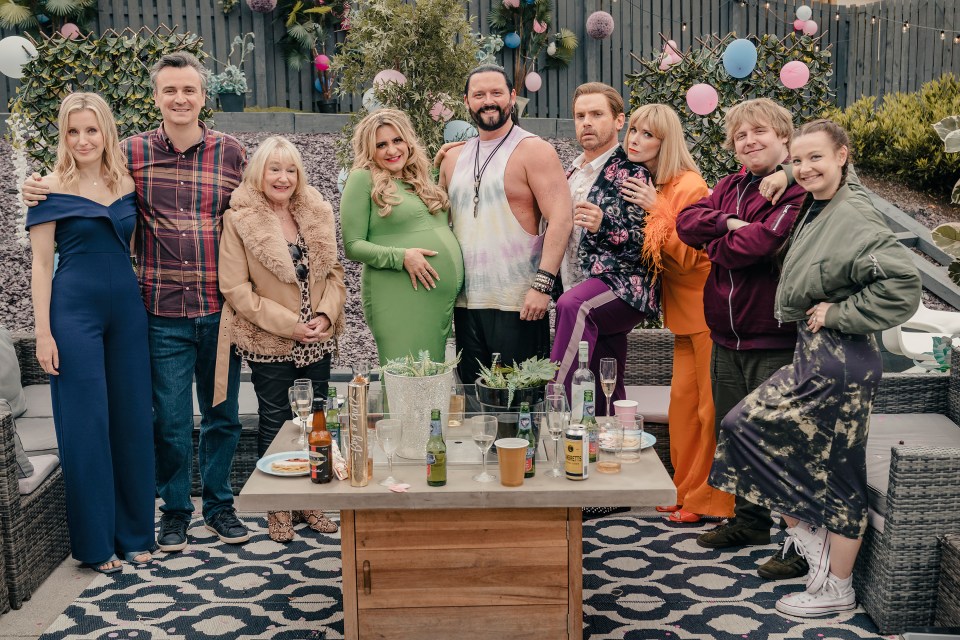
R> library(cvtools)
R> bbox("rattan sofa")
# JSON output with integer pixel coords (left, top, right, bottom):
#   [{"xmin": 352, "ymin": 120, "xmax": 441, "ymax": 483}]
[
  {"xmin": 0, "ymin": 500, "xmax": 9, "ymax": 616},
  {"xmin": 0, "ymin": 383, "xmax": 70, "ymax": 609},
  {"xmin": 623, "ymin": 329, "xmax": 674, "ymax": 475},
  {"xmin": 12, "ymin": 332, "xmax": 259, "ymax": 496},
  {"xmin": 626, "ymin": 328, "xmax": 960, "ymax": 634}
]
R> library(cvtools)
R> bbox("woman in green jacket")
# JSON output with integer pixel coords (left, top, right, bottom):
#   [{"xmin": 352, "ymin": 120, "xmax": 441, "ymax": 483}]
[
  {"xmin": 341, "ymin": 109, "xmax": 464, "ymax": 364},
  {"xmin": 709, "ymin": 119, "xmax": 921, "ymax": 618}
]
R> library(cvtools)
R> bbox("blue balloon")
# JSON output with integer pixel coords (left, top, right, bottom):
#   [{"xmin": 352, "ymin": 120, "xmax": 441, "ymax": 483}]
[
  {"xmin": 722, "ymin": 38, "xmax": 757, "ymax": 79},
  {"xmin": 337, "ymin": 168, "xmax": 350, "ymax": 194},
  {"xmin": 314, "ymin": 78, "xmax": 323, "ymax": 93},
  {"xmin": 443, "ymin": 120, "xmax": 478, "ymax": 143},
  {"xmin": 504, "ymin": 32, "xmax": 521, "ymax": 49}
]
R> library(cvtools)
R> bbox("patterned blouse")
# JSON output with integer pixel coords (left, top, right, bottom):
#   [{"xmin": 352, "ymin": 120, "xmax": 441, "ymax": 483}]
[
  {"xmin": 578, "ymin": 146, "xmax": 660, "ymax": 316},
  {"xmin": 237, "ymin": 233, "xmax": 334, "ymax": 366}
]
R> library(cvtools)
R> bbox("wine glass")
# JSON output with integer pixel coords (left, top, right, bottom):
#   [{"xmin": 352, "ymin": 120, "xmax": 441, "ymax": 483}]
[
  {"xmin": 376, "ymin": 419, "xmax": 402, "ymax": 486},
  {"xmin": 288, "ymin": 386, "xmax": 299, "ymax": 431},
  {"xmin": 293, "ymin": 382, "xmax": 313, "ymax": 450},
  {"xmin": 471, "ymin": 415, "xmax": 498, "ymax": 482},
  {"xmin": 545, "ymin": 393, "xmax": 570, "ymax": 478},
  {"xmin": 545, "ymin": 382, "xmax": 567, "ymax": 404},
  {"xmin": 599, "ymin": 358, "xmax": 617, "ymax": 419}
]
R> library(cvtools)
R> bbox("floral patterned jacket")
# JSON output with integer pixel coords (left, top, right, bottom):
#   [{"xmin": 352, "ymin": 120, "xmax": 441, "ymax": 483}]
[{"xmin": 578, "ymin": 146, "xmax": 660, "ymax": 316}]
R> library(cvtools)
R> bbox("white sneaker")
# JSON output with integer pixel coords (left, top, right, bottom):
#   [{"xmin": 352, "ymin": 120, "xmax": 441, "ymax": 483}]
[
  {"xmin": 786, "ymin": 524, "xmax": 831, "ymax": 592},
  {"xmin": 776, "ymin": 574, "xmax": 856, "ymax": 618}
]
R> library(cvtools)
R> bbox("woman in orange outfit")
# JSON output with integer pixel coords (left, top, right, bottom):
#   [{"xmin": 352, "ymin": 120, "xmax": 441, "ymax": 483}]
[{"xmin": 621, "ymin": 104, "xmax": 735, "ymax": 524}]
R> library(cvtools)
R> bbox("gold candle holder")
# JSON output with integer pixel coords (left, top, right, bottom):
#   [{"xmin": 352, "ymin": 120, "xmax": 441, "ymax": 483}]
[{"xmin": 347, "ymin": 381, "xmax": 370, "ymax": 487}]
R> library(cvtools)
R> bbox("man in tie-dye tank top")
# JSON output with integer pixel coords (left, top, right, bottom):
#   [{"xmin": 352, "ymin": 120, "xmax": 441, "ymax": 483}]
[{"xmin": 439, "ymin": 65, "xmax": 572, "ymax": 386}]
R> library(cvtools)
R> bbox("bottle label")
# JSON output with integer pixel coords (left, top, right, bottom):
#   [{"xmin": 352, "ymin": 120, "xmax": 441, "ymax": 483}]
[
  {"xmin": 309, "ymin": 445, "xmax": 332, "ymax": 482},
  {"xmin": 524, "ymin": 448, "xmax": 534, "ymax": 472},
  {"xmin": 426, "ymin": 453, "xmax": 437, "ymax": 465}
]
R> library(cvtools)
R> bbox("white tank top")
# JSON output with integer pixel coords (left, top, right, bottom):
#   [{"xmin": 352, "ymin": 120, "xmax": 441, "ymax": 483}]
[{"xmin": 448, "ymin": 125, "xmax": 542, "ymax": 312}]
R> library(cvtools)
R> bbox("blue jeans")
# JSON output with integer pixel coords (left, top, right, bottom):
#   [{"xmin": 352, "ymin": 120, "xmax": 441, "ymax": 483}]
[{"xmin": 148, "ymin": 312, "xmax": 241, "ymax": 520}]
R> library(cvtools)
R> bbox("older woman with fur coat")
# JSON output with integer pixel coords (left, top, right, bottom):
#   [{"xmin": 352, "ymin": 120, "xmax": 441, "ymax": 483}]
[{"xmin": 215, "ymin": 136, "xmax": 346, "ymax": 541}]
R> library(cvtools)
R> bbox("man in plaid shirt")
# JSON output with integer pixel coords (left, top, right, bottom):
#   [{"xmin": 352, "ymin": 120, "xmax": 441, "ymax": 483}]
[{"xmin": 25, "ymin": 52, "xmax": 250, "ymax": 553}]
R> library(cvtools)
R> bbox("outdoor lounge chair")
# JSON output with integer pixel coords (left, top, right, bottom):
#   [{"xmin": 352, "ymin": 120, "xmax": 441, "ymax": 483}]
[
  {"xmin": 0, "ymin": 339, "xmax": 70, "ymax": 609},
  {"xmin": 626, "ymin": 328, "xmax": 960, "ymax": 634}
]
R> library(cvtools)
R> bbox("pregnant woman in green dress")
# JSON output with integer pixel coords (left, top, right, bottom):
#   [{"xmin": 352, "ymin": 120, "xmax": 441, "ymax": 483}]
[{"xmin": 342, "ymin": 109, "xmax": 464, "ymax": 364}]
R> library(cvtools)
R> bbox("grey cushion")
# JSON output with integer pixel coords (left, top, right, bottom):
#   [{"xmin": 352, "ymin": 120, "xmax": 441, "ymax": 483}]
[
  {"xmin": 1, "ymin": 399, "xmax": 34, "ymax": 478},
  {"xmin": 0, "ymin": 327, "xmax": 26, "ymax": 417},
  {"xmin": 866, "ymin": 413, "xmax": 960, "ymax": 521},
  {"xmin": 14, "ymin": 416, "xmax": 58, "ymax": 457},
  {"xmin": 17, "ymin": 454, "xmax": 58, "ymax": 495},
  {"xmin": 21, "ymin": 384, "xmax": 53, "ymax": 418},
  {"xmin": 623, "ymin": 386, "xmax": 670, "ymax": 423}
]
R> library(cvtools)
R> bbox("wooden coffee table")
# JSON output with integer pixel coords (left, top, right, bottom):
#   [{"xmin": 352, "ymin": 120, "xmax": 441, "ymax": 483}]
[{"xmin": 238, "ymin": 420, "xmax": 676, "ymax": 640}]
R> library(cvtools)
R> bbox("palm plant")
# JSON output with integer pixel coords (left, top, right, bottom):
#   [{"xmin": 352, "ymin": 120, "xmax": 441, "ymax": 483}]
[{"xmin": 0, "ymin": 0, "xmax": 95, "ymax": 34}]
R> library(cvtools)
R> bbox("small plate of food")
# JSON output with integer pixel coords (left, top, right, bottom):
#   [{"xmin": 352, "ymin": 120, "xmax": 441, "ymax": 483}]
[{"xmin": 257, "ymin": 451, "xmax": 311, "ymax": 477}]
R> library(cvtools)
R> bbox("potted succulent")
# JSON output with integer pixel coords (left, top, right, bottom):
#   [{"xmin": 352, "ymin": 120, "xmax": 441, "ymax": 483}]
[
  {"xmin": 381, "ymin": 350, "xmax": 460, "ymax": 459},
  {"xmin": 209, "ymin": 32, "xmax": 254, "ymax": 112},
  {"xmin": 475, "ymin": 356, "xmax": 559, "ymax": 411}
]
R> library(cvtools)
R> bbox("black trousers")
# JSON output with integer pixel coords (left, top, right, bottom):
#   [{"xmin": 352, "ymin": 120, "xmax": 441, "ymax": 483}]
[
  {"xmin": 454, "ymin": 307, "xmax": 551, "ymax": 386},
  {"xmin": 710, "ymin": 343, "xmax": 794, "ymax": 531},
  {"xmin": 248, "ymin": 355, "xmax": 331, "ymax": 456}
]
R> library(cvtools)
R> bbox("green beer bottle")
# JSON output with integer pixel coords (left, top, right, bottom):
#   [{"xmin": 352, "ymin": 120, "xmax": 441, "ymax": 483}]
[
  {"xmin": 326, "ymin": 387, "xmax": 340, "ymax": 451},
  {"xmin": 517, "ymin": 401, "xmax": 537, "ymax": 478},
  {"xmin": 426, "ymin": 408, "xmax": 447, "ymax": 487},
  {"xmin": 583, "ymin": 389, "xmax": 599, "ymax": 463}
]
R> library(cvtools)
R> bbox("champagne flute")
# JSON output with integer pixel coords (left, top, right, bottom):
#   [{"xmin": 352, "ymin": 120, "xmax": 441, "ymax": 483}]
[
  {"xmin": 376, "ymin": 419, "xmax": 402, "ymax": 486},
  {"xmin": 293, "ymin": 383, "xmax": 313, "ymax": 451},
  {"xmin": 288, "ymin": 386, "xmax": 299, "ymax": 439},
  {"xmin": 545, "ymin": 393, "xmax": 570, "ymax": 478},
  {"xmin": 471, "ymin": 415, "xmax": 498, "ymax": 482},
  {"xmin": 599, "ymin": 358, "xmax": 617, "ymax": 419}
]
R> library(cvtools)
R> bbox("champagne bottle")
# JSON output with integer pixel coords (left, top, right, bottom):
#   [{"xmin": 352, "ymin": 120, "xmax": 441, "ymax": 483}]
[
  {"xmin": 517, "ymin": 401, "xmax": 536, "ymax": 478},
  {"xmin": 571, "ymin": 341, "xmax": 595, "ymax": 421},
  {"xmin": 426, "ymin": 408, "xmax": 447, "ymax": 487},
  {"xmin": 309, "ymin": 398, "xmax": 332, "ymax": 484}
]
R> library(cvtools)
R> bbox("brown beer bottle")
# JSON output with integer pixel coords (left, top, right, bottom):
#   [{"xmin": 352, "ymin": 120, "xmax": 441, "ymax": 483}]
[{"xmin": 309, "ymin": 397, "xmax": 332, "ymax": 484}]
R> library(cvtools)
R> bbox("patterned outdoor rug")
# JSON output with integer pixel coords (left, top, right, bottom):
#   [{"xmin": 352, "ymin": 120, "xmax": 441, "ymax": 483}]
[{"xmin": 40, "ymin": 513, "xmax": 890, "ymax": 640}]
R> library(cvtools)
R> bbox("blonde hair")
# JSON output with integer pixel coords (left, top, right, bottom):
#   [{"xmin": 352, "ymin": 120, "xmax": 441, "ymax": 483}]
[
  {"xmin": 54, "ymin": 93, "xmax": 128, "ymax": 196},
  {"xmin": 351, "ymin": 108, "xmax": 449, "ymax": 217},
  {"xmin": 242, "ymin": 136, "xmax": 307, "ymax": 202},
  {"xmin": 723, "ymin": 98, "xmax": 794, "ymax": 151},
  {"xmin": 626, "ymin": 104, "xmax": 700, "ymax": 186}
]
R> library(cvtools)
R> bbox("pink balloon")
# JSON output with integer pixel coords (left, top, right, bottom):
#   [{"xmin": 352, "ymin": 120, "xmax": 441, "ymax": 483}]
[
  {"xmin": 659, "ymin": 59, "xmax": 672, "ymax": 71},
  {"xmin": 503, "ymin": 0, "xmax": 520, "ymax": 7},
  {"xmin": 803, "ymin": 20, "xmax": 819, "ymax": 35},
  {"xmin": 60, "ymin": 23, "xmax": 80, "ymax": 39},
  {"xmin": 686, "ymin": 83, "xmax": 719, "ymax": 115},
  {"xmin": 793, "ymin": 18, "xmax": 806, "ymax": 31},
  {"xmin": 668, "ymin": 52, "xmax": 682, "ymax": 65},
  {"xmin": 780, "ymin": 60, "xmax": 811, "ymax": 89},
  {"xmin": 533, "ymin": 19, "xmax": 547, "ymax": 34},
  {"xmin": 314, "ymin": 54, "xmax": 330, "ymax": 71},
  {"xmin": 429, "ymin": 101, "xmax": 454, "ymax": 122},
  {"xmin": 665, "ymin": 40, "xmax": 680, "ymax": 58},
  {"xmin": 525, "ymin": 71, "xmax": 542, "ymax": 92},
  {"xmin": 373, "ymin": 69, "xmax": 407, "ymax": 87}
]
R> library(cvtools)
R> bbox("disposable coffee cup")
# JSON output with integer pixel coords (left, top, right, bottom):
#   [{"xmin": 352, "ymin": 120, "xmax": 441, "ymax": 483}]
[{"xmin": 494, "ymin": 437, "xmax": 528, "ymax": 487}]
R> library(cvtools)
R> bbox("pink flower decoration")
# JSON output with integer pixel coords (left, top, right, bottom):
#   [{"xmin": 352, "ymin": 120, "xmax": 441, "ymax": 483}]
[{"xmin": 533, "ymin": 19, "xmax": 547, "ymax": 33}]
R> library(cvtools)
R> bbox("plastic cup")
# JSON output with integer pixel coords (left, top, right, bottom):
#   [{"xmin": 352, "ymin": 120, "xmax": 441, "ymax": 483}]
[
  {"xmin": 616, "ymin": 415, "xmax": 643, "ymax": 464},
  {"xmin": 613, "ymin": 399, "xmax": 638, "ymax": 419},
  {"xmin": 494, "ymin": 437, "xmax": 528, "ymax": 487}
]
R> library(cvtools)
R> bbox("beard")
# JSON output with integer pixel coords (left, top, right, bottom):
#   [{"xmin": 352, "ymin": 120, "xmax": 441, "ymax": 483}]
[{"xmin": 469, "ymin": 103, "xmax": 512, "ymax": 131}]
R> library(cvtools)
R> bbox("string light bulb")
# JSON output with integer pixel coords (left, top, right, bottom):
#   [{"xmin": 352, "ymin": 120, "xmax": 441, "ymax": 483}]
[
  {"xmin": 764, "ymin": 1, "xmax": 769, "ymax": 8},
  {"xmin": 814, "ymin": 44, "xmax": 820, "ymax": 52},
  {"xmin": 902, "ymin": 22, "xmax": 909, "ymax": 33},
  {"xmin": 871, "ymin": 16, "xmax": 876, "ymax": 25},
  {"xmin": 955, "ymin": 34, "xmax": 960, "ymax": 44},
  {"xmin": 835, "ymin": 11, "xmax": 840, "ymax": 21},
  {"xmin": 681, "ymin": 22, "xmax": 687, "ymax": 32}
]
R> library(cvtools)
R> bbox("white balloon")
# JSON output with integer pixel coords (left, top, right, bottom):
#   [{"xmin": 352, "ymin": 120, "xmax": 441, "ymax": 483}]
[
  {"xmin": 796, "ymin": 5, "xmax": 813, "ymax": 21},
  {"xmin": 362, "ymin": 88, "xmax": 382, "ymax": 112},
  {"xmin": 0, "ymin": 36, "xmax": 37, "ymax": 79},
  {"xmin": 337, "ymin": 168, "xmax": 350, "ymax": 193}
]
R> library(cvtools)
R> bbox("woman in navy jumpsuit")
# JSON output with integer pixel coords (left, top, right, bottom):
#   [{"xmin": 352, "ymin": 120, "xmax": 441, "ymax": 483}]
[{"xmin": 26, "ymin": 93, "xmax": 154, "ymax": 573}]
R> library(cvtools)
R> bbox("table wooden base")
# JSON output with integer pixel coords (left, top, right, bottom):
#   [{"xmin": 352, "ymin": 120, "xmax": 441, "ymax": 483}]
[{"xmin": 340, "ymin": 507, "xmax": 583, "ymax": 640}]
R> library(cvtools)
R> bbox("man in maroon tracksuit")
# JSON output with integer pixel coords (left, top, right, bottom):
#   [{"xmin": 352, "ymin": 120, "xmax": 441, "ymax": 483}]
[{"xmin": 676, "ymin": 98, "xmax": 808, "ymax": 580}]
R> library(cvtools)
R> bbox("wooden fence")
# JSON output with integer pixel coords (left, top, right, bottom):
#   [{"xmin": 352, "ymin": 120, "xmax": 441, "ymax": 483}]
[{"xmin": 1, "ymin": 0, "xmax": 958, "ymax": 117}]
